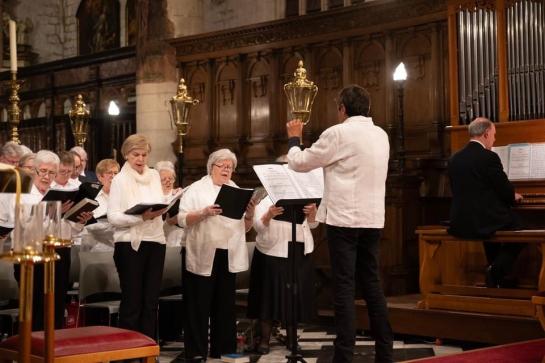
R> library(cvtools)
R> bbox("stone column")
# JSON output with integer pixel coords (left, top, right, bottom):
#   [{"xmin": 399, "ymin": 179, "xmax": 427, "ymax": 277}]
[{"xmin": 136, "ymin": 0, "xmax": 178, "ymax": 165}]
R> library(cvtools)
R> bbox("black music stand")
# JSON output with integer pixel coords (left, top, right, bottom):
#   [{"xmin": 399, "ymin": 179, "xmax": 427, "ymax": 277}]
[{"xmin": 276, "ymin": 198, "xmax": 320, "ymax": 363}]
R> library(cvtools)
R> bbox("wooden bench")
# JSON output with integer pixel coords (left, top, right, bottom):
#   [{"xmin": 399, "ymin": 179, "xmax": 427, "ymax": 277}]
[
  {"xmin": 417, "ymin": 227, "xmax": 545, "ymax": 319},
  {"xmin": 0, "ymin": 326, "xmax": 159, "ymax": 363}
]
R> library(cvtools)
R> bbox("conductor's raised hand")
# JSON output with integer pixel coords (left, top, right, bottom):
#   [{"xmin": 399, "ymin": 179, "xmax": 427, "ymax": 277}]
[
  {"xmin": 202, "ymin": 204, "xmax": 222, "ymax": 217},
  {"xmin": 142, "ymin": 207, "xmax": 167, "ymax": 221},
  {"xmin": 286, "ymin": 119, "xmax": 303, "ymax": 139},
  {"xmin": 515, "ymin": 192, "xmax": 524, "ymax": 202},
  {"xmin": 303, "ymin": 203, "xmax": 317, "ymax": 222}
]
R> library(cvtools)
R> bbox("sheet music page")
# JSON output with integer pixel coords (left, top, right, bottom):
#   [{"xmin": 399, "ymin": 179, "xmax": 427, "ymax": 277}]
[
  {"xmin": 491, "ymin": 145, "xmax": 509, "ymax": 173},
  {"xmin": 253, "ymin": 164, "xmax": 300, "ymax": 203},
  {"xmin": 530, "ymin": 143, "xmax": 545, "ymax": 179},
  {"xmin": 284, "ymin": 165, "xmax": 324, "ymax": 199},
  {"xmin": 507, "ymin": 143, "xmax": 531, "ymax": 180}
]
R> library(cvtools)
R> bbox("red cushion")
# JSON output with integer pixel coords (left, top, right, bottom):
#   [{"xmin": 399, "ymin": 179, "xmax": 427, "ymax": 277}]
[{"xmin": 0, "ymin": 326, "xmax": 157, "ymax": 357}]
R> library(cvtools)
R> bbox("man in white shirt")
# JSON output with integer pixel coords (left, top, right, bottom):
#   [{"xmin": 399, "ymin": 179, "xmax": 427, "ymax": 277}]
[{"xmin": 286, "ymin": 85, "xmax": 393, "ymax": 363}]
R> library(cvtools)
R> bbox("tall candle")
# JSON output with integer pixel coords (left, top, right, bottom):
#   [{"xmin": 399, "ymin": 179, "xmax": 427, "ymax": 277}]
[{"xmin": 9, "ymin": 20, "xmax": 17, "ymax": 72}]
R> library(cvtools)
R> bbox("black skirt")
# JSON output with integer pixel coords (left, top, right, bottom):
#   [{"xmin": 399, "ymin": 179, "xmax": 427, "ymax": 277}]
[{"xmin": 247, "ymin": 242, "xmax": 315, "ymax": 323}]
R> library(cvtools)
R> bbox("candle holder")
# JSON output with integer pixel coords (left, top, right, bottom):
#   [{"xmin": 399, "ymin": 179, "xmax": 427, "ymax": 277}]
[
  {"xmin": 69, "ymin": 94, "xmax": 90, "ymax": 148},
  {"xmin": 283, "ymin": 60, "xmax": 318, "ymax": 126},
  {"xmin": 169, "ymin": 78, "xmax": 199, "ymax": 184},
  {"xmin": 8, "ymin": 72, "xmax": 22, "ymax": 144}
]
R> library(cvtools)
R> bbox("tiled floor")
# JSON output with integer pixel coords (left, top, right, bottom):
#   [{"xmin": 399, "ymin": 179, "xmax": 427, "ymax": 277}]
[{"xmin": 159, "ymin": 324, "xmax": 463, "ymax": 363}]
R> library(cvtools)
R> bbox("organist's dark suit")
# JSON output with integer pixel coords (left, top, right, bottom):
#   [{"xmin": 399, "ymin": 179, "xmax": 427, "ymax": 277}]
[{"xmin": 448, "ymin": 140, "xmax": 523, "ymax": 287}]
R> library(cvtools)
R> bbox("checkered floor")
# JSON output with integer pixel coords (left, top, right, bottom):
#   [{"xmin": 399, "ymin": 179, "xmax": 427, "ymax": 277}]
[{"xmin": 159, "ymin": 324, "xmax": 463, "ymax": 363}]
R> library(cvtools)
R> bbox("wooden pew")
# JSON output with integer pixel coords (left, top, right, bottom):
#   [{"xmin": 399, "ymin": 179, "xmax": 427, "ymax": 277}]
[{"xmin": 417, "ymin": 227, "xmax": 545, "ymax": 318}]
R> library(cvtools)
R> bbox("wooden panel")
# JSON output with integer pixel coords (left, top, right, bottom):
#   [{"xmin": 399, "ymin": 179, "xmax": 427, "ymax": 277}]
[{"xmin": 425, "ymin": 294, "xmax": 535, "ymax": 316}]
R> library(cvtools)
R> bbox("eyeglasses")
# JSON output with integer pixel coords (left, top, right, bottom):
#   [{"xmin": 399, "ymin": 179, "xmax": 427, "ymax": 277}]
[
  {"xmin": 36, "ymin": 168, "xmax": 57, "ymax": 178},
  {"xmin": 57, "ymin": 169, "xmax": 73, "ymax": 176},
  {"xmin": 161, "ymin": 177, "xmax": 175, "ymax": 183},
  {"xmin": 102, "ymin": 171, "xmax": 118, "ymax": 176},
  {"xmin": 213, "ymin": 164, "xmax": 233, "ymax": 172}
]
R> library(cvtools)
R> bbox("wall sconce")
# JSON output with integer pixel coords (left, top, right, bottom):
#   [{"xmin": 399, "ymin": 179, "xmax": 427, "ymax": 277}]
[{"xmin": 108, "ymin": 100, "xmax": 120, "ymax": 116}]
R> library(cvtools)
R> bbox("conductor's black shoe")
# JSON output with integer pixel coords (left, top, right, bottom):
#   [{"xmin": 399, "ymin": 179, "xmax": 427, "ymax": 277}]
[
  {"xmin": 485, "ymin": 265, "xmax": 502, "ymax": 288},
  {"xmin": 254, "ymin": 345, "xmax": 270, "ymax": 355}
]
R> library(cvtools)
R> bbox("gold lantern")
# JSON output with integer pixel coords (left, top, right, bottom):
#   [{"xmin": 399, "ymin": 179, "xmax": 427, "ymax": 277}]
[
  {"xmin": 69, "ymin": 94, "xmax": 90, "ymax": 147},
  {"xmin": 170, "ymin": 78, "xmax": 200, "ymax": 154},
  {"xmin": 283, "ymin": 60, "xmax": 318, "ymax": 125}
]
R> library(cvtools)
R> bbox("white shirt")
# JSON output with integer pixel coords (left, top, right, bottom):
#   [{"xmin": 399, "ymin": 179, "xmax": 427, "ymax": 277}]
[
  {"xmin": 83, "ymin": 189, "xmax": 114, "ymax": 252},
  {"xmin": 107, "ymin": 165, "xmax": 166, "ymax": 250},
  {"xmin": 178, "ymin": 175, "xmax": 248, "ymax": 276},
  {"xmin": 288, "ymin": 115, "xmax": 389, "ymax": 228},
  {"xmin": 253, "ymin": 197, "xmax": 317, "ymax": 258},
  {"xmin": 51, "ymin": 178, "xmax": 80, "ymax": 190},
  {"xmin": 163, "ymin": 191, "xmax": 184, "ymax": 247}
]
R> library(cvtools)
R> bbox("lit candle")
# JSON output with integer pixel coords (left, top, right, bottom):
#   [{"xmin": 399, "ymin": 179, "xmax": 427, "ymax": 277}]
[{"xmin": 9, "ymin": 20, "xmax": 17, "ymax": 72}]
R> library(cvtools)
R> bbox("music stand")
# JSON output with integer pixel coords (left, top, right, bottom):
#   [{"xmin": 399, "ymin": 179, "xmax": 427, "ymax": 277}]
[{"xmin": 276, "ymin": 198, "xmax": 320, "ymax": 363}]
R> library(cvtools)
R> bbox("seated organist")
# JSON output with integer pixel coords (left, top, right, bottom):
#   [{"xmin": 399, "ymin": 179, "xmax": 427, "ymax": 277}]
[
  {"xmin": 447, "ymin": 117, "xmax": 525, "ymax": 288},
  {"xmin": 82, "ymin": 158, "xmax": 120, "ymax": 252}
]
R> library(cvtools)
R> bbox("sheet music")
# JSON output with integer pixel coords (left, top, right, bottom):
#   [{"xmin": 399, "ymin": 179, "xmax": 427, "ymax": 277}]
[
  {"xmin": 253, "ymin": 164, "xmax": 324, "ymax": 203},
  {"xmin": 529, "ymin": 143, "xmax": 545, "ymax": 179},
  {"xmin": 508, "ymin": 144, "xmax": 531, "ymax": 180},
  {"xmin": 253, "ymin": 164, "xmax": 300, "ymax": 203},
  {"xmin": 491, "ymin": 145, "xmax": 509, "ymax": 173},
  {"xmin": 286, "ymin": 166, "xmax": 324, "ymax": 199}
]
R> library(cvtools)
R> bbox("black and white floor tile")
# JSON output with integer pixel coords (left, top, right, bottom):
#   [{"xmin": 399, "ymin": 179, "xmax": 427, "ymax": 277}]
[{"xmin": 159, "ymin": 324, "xmax": 463, "ymax": 363}]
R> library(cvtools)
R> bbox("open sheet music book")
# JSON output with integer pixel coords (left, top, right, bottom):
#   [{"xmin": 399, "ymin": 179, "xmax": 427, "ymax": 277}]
[
  {"xmin": 492, "ymin": 143, "xmax": 545, "ymax": 180},
  {"xmin": 124, "ymin": 190, "xmax": 183, "ymax": 215},
  {"xmin": 253, "ymin": 163, "xmax": 323, "ymax": 224}
]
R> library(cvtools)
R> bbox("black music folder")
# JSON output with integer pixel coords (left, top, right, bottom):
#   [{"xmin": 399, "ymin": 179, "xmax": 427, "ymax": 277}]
[{"xmin": 214, "ymin": 184, "xmax": 254, "ymax": 220}]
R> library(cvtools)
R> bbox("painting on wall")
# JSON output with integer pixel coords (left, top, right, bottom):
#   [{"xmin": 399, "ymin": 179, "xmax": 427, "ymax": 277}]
[{"xmin": 77, "ymin": 0, "xmax": 120, "ymax": 55}]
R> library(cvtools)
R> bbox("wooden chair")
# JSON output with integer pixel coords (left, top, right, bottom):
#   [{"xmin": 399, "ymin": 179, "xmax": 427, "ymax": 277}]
[{"xmin": 0, "ymin": 326, "xmax": 159, "ymax": 363}]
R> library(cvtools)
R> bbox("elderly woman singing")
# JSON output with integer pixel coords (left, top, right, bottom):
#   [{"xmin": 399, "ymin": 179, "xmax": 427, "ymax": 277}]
[
  {"xmin": 178, "ymin": 148, "xmax": 255, "ymax": 361},
  {"xmin": 107, "ymin": 134, "xmax": 167, "ymax": 338}
]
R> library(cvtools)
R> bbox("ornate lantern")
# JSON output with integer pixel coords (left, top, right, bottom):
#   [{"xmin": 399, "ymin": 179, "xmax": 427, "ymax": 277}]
[
  {"xmin": 68, "ymin": 94, "xmax": 90, "ymax": 147},
  {"xmin": 283, "ymin": 60, "xmax": 318, "ymax": 125},
  {"xmin": 170, "ymin": 78, "xmax": 200, "ymax": 154}
]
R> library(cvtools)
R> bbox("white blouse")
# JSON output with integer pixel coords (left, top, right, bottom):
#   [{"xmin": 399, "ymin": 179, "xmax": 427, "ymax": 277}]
[
  {"xmin": 178, "ymin": 175, "xmax": 248, "ymax": 276},
  {"xmin": 107, "ymin": 164, "xmax": 165, "ymax": 250},
  {"xmin": 163, "ymin": 190, "xmax": 184, "ymax": 247},
  {"xmin": 253, "ymin": 197, "xmax": 318, "ymax": 258}
]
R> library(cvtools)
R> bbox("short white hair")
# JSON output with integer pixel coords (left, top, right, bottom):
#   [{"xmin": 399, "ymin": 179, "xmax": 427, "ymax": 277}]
[
  {"xmin": 19, "ymin": 144, "xmax": 33, "ymax": 156},
  {"xmin": 1, "ymin": 141, "xmax": 23, "ymax": 158},
  {"xmin": 70, "ymin": 145, "xmax": 88, "ymax": 159},
  {"xmin": 206, "ymin": 148, "xmax": 237, "ymax": 175},
  {"xmin": 33, "ymin": 150, "xmax": 60, "ymax": 169},
  {"xmin": 155, "ymin": 160, "xmax": 176, "ymax": 176}
]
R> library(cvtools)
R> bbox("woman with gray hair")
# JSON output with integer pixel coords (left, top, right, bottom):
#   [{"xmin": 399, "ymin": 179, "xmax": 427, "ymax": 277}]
[
  {"xmin": 16, "ymin": 149, "xmax": 92, "ymax": 331},
  {"xmin": 178, "ymin": 148, "xmax": 256, "ymax": 361}
]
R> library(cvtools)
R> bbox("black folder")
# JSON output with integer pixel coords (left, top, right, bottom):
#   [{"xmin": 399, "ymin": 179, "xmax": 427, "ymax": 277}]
[
  {"xmin": 274, "ymin": 198, "xmax": 321, "ymax": 224},
  {"xmin": 42, "ymin": 182, "xmax": 102, "ymax": 204},
  {"xmin": 214, "ymin": 184, "xmax": 254, "ymax": 220}
]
